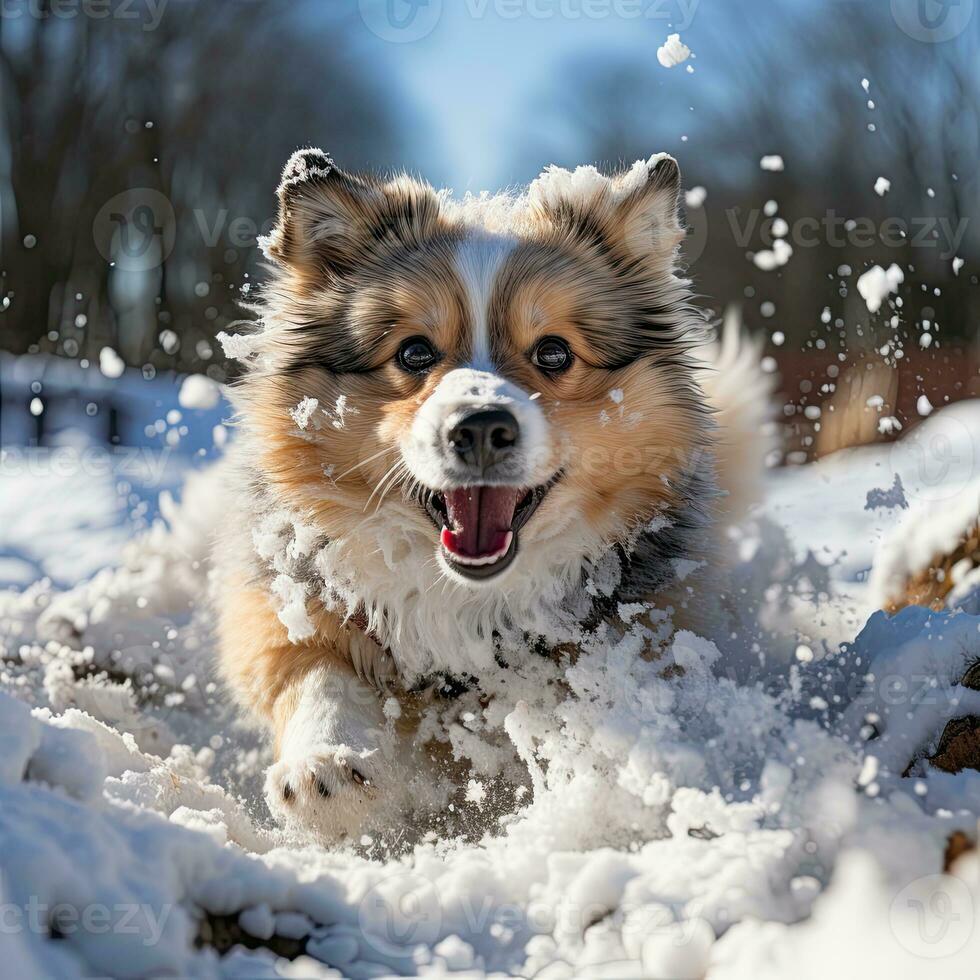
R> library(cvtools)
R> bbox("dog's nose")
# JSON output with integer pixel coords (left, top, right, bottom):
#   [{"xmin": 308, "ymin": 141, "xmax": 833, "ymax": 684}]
[{"xmin": 447, "ymin": 408, "xmax": 520, "ymax": 470}]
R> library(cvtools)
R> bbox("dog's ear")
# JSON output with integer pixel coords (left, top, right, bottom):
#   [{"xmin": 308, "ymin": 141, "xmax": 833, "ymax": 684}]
[
  {"xmin": 265, "ymin": 148, "xmax": 443, "ymax": 277},
  {"xmin": 611, "ymin": 154, "xmax": 684, "ymax": 266},
  {"xmin": 531, "ymin": 154, "xmax": 684, "ymax": 270}
]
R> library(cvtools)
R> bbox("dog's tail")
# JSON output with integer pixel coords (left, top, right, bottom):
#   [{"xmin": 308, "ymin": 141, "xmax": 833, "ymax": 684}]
[{"xmin": 695, "ymin": 305, "xmax": 778, "ymax": 524}]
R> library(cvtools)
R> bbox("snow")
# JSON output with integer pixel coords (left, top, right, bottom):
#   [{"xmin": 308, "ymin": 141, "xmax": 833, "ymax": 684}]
[
  {"xmin": 3, "ymin": 400, "xmax": 980, "ymax": 976},
  {"xmin": 857, "ymin": 263, "xmax": 905, "ymax": 313},
  {"xmin": 684, "ymin": 186, "xmax": 706, "ymax": 208},
  {"xmin": 759, "ymin": 155, "xmax": 784, "ymax": 172},
  {"xmin": 753, "ymin": 239, "xmax": 793, "ymax": 271},
  {"xmin": 98, "ymin": 346, "xmax": 126, "ymax": 379},
  {"xmin": 656, "ymin": 33, "xmax": 691, "ymax": 69},
  {"xmin": 874, "ymin": 177, "xmax": 891, "ymax": 196},
  {"xmin": 869, "ymin": 474, "xmax": 980, "ymax": 610},
  {"xmin": 217, "ymin": 330, "xmax": 263, "ymax": 362},
  {"xmin": 178, "ymin": 374, "xmax": 222, "ymax": 411},
  {"xmin": 289, "ymin": 396, "xmax": 320, "ymax": 431}
]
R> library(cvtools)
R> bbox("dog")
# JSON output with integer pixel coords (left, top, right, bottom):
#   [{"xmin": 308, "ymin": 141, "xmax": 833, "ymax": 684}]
[{"xmin": 213, "ymin": 148, "xmax": 771, "ymax": 843}]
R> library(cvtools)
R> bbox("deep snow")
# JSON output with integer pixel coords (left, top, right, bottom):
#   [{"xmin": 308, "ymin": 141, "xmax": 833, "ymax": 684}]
[{"xmin": 2, "ymin": 402, "xmax": 980, "ymax": 978}]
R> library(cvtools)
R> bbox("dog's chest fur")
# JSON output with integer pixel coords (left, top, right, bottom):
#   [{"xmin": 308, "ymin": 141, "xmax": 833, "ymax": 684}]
[{"xmin": 225, "ymin": 449, "xmax": 718, "ymax": 684}]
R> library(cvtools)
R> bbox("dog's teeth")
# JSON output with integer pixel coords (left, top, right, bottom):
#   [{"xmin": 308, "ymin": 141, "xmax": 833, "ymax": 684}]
[{"xmin": 444, "ymin": 531, "xmax": 513, "ymax": 566}]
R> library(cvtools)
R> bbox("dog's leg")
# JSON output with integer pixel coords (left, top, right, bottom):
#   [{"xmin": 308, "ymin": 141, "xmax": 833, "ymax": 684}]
[
  {"xmin": 217, "ymin": 582, "xmax": 418, "ymax": 842},
  {"xmin": 265, "ymin": 659, "xmax": 414, "ymax": 843}
]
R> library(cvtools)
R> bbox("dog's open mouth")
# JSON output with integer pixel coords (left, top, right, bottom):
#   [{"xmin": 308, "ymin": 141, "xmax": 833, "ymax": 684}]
[{"xmin": 422, "ymin": 475, "xmax": 560, "ymax": 580}]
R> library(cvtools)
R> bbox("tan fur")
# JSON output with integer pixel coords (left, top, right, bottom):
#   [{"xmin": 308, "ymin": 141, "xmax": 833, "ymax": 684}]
[
  {"xmin": 218, "ymin": 580, "xmax": 394, "ymax": 744},
  {"xmin": 883, "ymin": 520, "xmax": 980, "ymax": 613}
]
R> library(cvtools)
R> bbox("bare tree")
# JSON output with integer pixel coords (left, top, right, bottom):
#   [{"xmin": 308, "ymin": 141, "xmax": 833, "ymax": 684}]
[{"xmin": 0, "ymin": 1, "xmax": 404, "ymax": 378}]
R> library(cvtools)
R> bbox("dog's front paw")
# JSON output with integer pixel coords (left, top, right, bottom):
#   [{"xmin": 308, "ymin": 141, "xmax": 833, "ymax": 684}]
[{"xmin": 265, "ymin": 746, "xmax": 385, "ymax": 843}]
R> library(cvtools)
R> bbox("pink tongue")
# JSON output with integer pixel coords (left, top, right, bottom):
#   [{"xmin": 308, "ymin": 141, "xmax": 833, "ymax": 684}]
[{"xmin": 441, "ymin": 486, "xmax": 521, "ymax": 557}]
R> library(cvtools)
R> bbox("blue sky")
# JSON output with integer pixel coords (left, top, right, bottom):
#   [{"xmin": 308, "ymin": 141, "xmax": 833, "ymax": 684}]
[{"xmin": 350, "ymin": 0, "xmax": 715, "ymax": 190}]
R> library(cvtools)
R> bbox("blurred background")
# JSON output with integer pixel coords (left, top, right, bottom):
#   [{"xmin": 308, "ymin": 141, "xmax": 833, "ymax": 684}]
[{"xmin": 1, "ymin": 0, "xmax": 979, "ymax": 470}]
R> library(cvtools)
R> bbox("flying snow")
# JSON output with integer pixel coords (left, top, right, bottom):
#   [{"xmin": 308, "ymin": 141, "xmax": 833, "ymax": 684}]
[
  {"xmin": 656, "ymin": 33, "xmax": 691, "ymax": 68},
  {"xmin": 178, "ymin": 374, "xmax": 221, "ymax": 411},
  {"xmin": 856, "ymin": 263, "xmax": 905, "ymax": 313},
  {"xmin": 98, "ymin": 346, "xmax": 125, "ymax": 379}
]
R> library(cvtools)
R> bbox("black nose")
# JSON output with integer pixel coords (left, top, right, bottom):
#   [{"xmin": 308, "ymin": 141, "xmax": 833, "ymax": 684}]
[{"xmin": 447, "ymin": 408, "xmax": 520, "ymax": 470}]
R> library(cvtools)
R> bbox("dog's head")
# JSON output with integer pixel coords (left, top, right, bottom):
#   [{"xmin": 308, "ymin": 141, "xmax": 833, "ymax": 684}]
[{"xmin": 235, "ymin": 149, "xmax": 709, "ymax": 594}]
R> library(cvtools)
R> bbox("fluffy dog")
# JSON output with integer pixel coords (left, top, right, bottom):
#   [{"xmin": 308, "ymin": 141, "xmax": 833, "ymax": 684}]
[{"xmin": 214, "ymin": 149, "xmax": 770, "ymax": 842}]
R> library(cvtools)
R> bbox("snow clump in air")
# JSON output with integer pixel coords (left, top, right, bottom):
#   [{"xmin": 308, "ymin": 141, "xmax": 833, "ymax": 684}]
[
  {"xmin": 177, "ymin": 374, "xmax": 221, "ymax": 411},
  {"xmin": 657, "ymin": 33, "xmax": 691, "ymax": 68},
  {"xmin": 857, "ymin": 263, "xmax": 904, "ymax": 313}
]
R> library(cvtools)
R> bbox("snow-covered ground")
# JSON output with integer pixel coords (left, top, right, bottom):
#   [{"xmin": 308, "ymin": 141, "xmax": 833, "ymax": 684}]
[{"xmin": 2, "ymin": 400, "xmax": 980, "ymax": 978}]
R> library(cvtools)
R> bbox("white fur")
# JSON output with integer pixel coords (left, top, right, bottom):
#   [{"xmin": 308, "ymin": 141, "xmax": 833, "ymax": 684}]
[
  {"xmin": 694, "ymin": 305, "xmax": 776, "ymax": 522},
  {"xmin": 403, "ymin": 367, "xmax": 555, "ymax": 492},
  {"xmin": 529, "ymin": 153, "xmax": 669, "ymax": 211},
  {"xmin": 453, "ymin": 233, "xmax": 515, "ymax": 370},
  {"xmin": 435, "ymin": 153, "xmax": 672, "ymax": 237},
  {"xmin": 312, "ymin": 503, "xmax": 606, "ymax": 681},
  {"xmin": 265, "ymin": 664, "xmax": 419, "ymax": 842}
]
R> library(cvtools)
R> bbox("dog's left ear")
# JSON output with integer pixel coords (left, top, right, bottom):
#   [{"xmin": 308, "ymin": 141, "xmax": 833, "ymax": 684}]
[
  {"xmin": 611, "ymin": 154, "xmax": 684, "ymax": 266},
  {"xmin": 265, "ymin": 148, "xmax": 444, "ymax": 278},
  {"xmin": 531, "ymin": 154, "xmax": 684, "ymax": 270}
]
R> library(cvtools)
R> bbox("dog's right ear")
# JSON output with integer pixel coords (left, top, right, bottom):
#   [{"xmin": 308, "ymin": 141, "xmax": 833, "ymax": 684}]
[{"xmin": 265, "ymin": 148, "xmax": 443, "ymax": 278}]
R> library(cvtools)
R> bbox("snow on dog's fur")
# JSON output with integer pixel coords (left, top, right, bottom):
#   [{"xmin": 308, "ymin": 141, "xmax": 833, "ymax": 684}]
[{"xmin": 213, "ymin": 149, "xmax": 772, "ymax": 842}]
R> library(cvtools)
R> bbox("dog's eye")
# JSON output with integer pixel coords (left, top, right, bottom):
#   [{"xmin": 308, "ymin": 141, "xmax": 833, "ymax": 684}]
[
  {"xmin": 531, "ymin": 337, "xmax": 572, "ymax": 373},
  {"xmin": 396, "ymin": 336, "xmax": 440, "ymax": 373}
]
